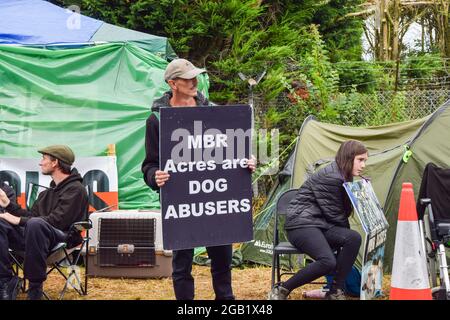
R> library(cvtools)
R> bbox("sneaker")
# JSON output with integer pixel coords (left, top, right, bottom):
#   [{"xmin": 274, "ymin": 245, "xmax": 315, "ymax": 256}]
[
  {"xmin": 267, "ymin": 284, "xmax": 290, "ymax": 300},
  {"xmin": 27, "ymin": 282, "xmax": 43, "ymax": 300},
  {"xmin": 325, "ymin": 288, "xmax": 346, "ymax": 300}
]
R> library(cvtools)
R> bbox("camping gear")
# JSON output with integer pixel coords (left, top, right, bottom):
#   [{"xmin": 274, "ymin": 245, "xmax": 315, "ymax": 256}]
[{"xmin": 242, "ymin": 100, "xmax": 450, "ymax": 271}]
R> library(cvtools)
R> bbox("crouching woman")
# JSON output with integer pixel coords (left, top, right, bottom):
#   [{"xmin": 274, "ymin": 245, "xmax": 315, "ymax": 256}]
[{"xmin": 269, "ymin": 140, "xmax": 368, "ymax": 300}]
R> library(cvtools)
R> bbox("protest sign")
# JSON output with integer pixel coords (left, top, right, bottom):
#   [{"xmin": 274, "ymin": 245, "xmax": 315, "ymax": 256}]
[
  {"xmin": 160, "ymin": 105, "xmax": 253, "ymax": 250},
  {"xmin": 344, "ymin": 179, "xmax": 389, "ymax": 300}
]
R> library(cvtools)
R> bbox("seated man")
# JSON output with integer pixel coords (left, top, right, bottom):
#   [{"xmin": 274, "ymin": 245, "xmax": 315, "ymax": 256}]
[{"xmin": 0, "ymin": 145, "xmax": 88, "ymax": 300}]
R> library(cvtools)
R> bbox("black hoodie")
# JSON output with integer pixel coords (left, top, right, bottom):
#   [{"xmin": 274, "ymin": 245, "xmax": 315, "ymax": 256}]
[{"xmin": 5, "ymin": 168, "xmax": 88, "ymax": 232}]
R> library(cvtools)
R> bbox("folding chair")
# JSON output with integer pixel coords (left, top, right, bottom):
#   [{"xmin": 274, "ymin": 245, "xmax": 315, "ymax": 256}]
[
  {"xmin": 417, "ymin": 163, "xmax": 450, "ymax": 300},
  {"xmin": 271, "ymin": 189, "xmax": 326, "ymax": 288},
  {"xmin": 8, "ymin": 182, "xmax": 92, "ymax": 300}
]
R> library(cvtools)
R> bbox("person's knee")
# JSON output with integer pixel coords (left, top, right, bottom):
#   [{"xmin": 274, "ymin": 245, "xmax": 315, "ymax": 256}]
[
  {"xmin": 171, "ymin": 254, "xmax": 193, "ymax": 278},
  {"xmin": 347, "ymin": 230, "xmax": 362, "ymax": 246},
  {"xmin": 24, "ymin": 218, "xmax": 47, "ymax": 235},
  {"xmin": 0, "ymin": 219, "xmax": 10, "ymax": 232},
  {"xmin": 319, "ymin": 255, "xmax": 337, "ymax": 274},
  {"xmin": 210, "ymin": 261, "xmax": 232, "ymax": 276},
  {"xmin": 172, "ymin": 271, "xmax": 192, "ymax": 281}
]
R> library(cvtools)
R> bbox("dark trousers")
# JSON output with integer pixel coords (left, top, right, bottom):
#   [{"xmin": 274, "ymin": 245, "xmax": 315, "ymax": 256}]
[
  {"xmin": 0, "ymin": 218, "xmax": 66, "ymax": 283},
  {"xmin": 172, "ymin": 244, "xmax": 234, "ymax": 300},
  {"xmin": 283, "ymin": 226, "xmax": 361, "ymax": 292}
]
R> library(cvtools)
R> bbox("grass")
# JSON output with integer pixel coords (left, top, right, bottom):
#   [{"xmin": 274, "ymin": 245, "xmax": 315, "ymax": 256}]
[{"xmin": 15, "ymin": 265, "xmax": 392, "ymax": 300}]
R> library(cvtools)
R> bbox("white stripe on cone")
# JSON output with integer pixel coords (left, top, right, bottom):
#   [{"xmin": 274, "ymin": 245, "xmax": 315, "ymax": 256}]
[{"xmin": 391, "ymin": 221, "xmax": 430, "ymax": 289}]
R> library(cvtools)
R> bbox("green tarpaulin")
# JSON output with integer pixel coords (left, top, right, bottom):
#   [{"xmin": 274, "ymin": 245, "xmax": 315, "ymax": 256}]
[
  {"xmin": 0, "ymin": 42, "xmax": 209, "ymax": 209},
  {"xmin": 90, "ymin": 23, "xmax": 177, "ymax": 60}
]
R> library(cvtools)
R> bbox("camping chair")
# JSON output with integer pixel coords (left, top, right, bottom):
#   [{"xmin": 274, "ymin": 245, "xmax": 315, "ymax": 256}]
[
  {"xmin": 271, "ymin": 189, "xmax": 330, "ymax": 289},
  {"xmin": 8, "ymin": 182, "xmax": 92, "ymax": 300},
  {"xmin": 417, "ymin": 163, "xmax": 450, "ymax": 300},
  {"xmin": 271, "ymin": 189, "xmax": 300, "ymax": 288}
]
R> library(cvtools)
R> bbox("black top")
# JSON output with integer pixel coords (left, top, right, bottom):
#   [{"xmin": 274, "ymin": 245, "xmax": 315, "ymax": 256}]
[
  {"xmin": 141, "ymin": 90, "xmax": 209, "ymax": 191},
  {"xmin": 285, "ymin": 161, "xmax": 352, "ymax": 230},
  {"xmin": 5, "ymin": 168, "xmax": 88, "ymax": 232}
]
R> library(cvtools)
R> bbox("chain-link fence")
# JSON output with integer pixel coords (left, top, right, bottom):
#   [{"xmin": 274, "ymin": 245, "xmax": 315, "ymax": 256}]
[
  {"xmin": 255, "ymin": 88, "xmax": 450, "ymax": 128},
  {"xmin": 251, "ymin": 87, "xmax": 449, "ymax": 181},
  {"xmin": 334, "ymin": 88, "xmax": 450, "ymax": 126},
  {"xmin": 250, "ymin": 84, "xmax": 449, "ymax": 202}
]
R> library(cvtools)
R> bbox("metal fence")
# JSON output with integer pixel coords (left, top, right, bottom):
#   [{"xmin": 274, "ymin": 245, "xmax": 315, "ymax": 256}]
[
  {"xmin": 344, "ymin": 88, "xmax": 450, "ymax": 126},
  {"xmin": 256, "ymin": 88, "xmax": 450, "ymax": 127}
]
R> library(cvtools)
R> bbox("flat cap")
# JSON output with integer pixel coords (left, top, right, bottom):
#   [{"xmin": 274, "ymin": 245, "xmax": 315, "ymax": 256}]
[
  {"xmin": 164, "ymin": 58, "xmax": 206, "ymax": 82},
  {"xmin": 38, "ymin": 145, "xmax": 75, "ymax": 165}
]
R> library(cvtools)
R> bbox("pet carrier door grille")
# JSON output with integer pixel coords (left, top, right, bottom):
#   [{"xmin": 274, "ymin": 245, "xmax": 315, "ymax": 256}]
[{"xmin": 98, "ymin": 218, "xmax": 156, "ymax": 267}]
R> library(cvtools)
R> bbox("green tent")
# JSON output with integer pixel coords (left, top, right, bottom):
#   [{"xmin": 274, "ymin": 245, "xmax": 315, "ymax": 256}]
[
  {"xmin": 0, "ymin": 42, "xmax": 208, "ymax": 209},
  {"xmin": 241, "ymin": 150, "xmax": 298, "ymax": 269},
  {"xmin": 242, "ymin": 100, "xmax": 450, "ymax": 272}
]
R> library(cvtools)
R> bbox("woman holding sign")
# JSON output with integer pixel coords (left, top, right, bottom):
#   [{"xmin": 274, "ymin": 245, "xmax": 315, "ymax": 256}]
[
  {"xmin": 142, "ymin": 58, "xmax": 256, "ymax": 300},
  {"xmin": 268, "ymin": 140, "xmax": 368, "ymax": 300}
]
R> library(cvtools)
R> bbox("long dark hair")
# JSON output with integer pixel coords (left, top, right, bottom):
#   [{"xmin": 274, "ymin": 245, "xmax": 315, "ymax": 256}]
[{"xmin": 335, "ymin": 140, "xmax": 368, "ymax": 181}]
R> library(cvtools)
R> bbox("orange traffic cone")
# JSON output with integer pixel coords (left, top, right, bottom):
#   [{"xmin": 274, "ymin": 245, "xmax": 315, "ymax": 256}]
[{"xmin": 390, "ymin": 182, "xmax": 432, "ymax": 300}]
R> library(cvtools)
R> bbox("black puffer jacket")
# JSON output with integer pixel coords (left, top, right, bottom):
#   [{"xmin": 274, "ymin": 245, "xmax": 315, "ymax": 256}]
[
  {"xmin": 284, "ymin": 161, "xmax": 353, "ymax": 230},
  {"xmin": 5, "ymin": 168, "xmax": 88, "ymax": 232}
]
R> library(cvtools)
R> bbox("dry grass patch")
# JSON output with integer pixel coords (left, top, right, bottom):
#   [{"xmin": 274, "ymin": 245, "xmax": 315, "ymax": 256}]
[{"xmin": 15, "ymin": 265, "xmax": 391, "ymax": 300}]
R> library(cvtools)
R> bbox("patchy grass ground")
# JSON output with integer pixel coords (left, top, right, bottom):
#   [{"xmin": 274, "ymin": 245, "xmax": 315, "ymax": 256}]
[{"xmin": 15, "ymin": 265, "xmax": 391, "ymax": 300}]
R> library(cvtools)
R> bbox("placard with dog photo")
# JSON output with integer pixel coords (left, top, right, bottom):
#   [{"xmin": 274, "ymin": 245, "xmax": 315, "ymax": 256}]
[{"xmin": 344, "ymin": 179, "xmax": 389, "ymax": 300}]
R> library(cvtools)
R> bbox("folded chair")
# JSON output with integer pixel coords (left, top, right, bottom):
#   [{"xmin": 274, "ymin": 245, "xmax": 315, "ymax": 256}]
[
  {"xmin": 417, "ymin": 163, "xmax": 450, "ymax": 300},
  {"xmin": 9, "ymin": 182, "xmax": 92, "ymax": 300}
]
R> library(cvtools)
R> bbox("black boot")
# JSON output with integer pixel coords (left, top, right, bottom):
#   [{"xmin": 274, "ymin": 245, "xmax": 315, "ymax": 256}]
[{"xmin": 27, "ymin": 281, "xmax": 43, "ymax": 300}]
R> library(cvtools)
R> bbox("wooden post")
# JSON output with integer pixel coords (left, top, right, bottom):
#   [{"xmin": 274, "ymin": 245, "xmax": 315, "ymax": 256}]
[
  {"xmin": 441, "ymin": 0, "xmax": 449, "ymax": 58},
  {"xmin": 392, "ymin": 0, "xmax": 400, "ymax": 61},
  {"xmin": 421, "ymin": 16, "xmax": 425, "ymax": 52},
  {"xmin": 107, "ymin": 144, "xmax": 116, "ymax": 156},
  {"xmin": 394, "ymin": 58, "xmax": 401, "ymax": 91},
  {"xmin": 378, "ymin": 0, "xmax": 389, "ymax": 60}
]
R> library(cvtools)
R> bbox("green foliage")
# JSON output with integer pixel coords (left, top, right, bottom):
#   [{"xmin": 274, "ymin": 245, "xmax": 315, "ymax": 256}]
[
  {"xmin": 313, "ymin": 0, "xmax": 366, "ymax": 62},
  {"xmin": 329, "ymin": 90, "xmax": 409, "ymax": 127},
  {"xmin": 400, "ymin": 53, "xmax": 447, "ymax": 85},
  {"xmin": 49, "ymin": 0, "xmax": 448, "ymax": 194},
  {"xmin": 81, "ymin": 0, "xmax": 263, "ymax": 63},
  {"xmin": 335, "ymin": 61, "xmax": 381, "ymax": 93}
]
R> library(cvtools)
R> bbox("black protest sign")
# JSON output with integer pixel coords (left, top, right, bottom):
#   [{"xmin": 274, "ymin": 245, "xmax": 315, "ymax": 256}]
[{"xmin": 159, "ymin": 105, "xmax": 253, "ymax": 250}]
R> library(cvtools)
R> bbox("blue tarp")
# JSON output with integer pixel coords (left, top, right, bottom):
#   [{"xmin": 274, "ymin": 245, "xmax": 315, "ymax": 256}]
[{"xmin": 0, "ymin": 0, "xmax": 103, "ymax": 45}]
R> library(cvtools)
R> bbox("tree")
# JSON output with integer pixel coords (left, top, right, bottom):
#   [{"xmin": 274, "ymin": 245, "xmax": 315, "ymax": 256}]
[{"xmin": 358, "ymin": 0, "xmax": 449, "ymax": 60}]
